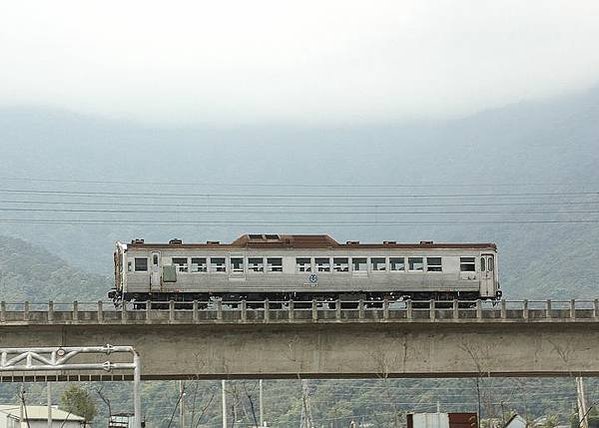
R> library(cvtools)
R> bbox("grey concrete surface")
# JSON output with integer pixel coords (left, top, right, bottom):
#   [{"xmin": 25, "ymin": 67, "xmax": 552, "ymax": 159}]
[{"xmin": 1, "ymin": 313, "xmax": 598, "ymax": 381}]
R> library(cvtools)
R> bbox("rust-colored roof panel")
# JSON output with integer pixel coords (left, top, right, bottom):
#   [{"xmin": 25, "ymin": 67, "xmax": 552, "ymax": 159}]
[{"xmin": 125, "ymin": 234, "xmax": 497, "ymax": 250}]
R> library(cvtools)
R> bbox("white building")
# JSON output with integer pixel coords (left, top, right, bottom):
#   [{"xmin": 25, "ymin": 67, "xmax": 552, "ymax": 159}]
[{"xmin": 0, "ymin": 405, "xmax": 86, "ymax": 428}]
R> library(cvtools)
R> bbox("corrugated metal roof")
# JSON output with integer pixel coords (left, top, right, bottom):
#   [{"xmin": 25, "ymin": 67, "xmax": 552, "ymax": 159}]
[{"xmin": 0, "ymin": 405, "xmax": 85, "ymax": 421}]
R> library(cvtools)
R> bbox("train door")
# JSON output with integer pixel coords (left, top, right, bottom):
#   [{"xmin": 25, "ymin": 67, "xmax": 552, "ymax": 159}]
[
  {"xmin": 150, "ymin": 252, "xmax": 161, "ymax": 291},
  {"xmin": 479, "ymin": 253, "xmax": 495, "ymax": 297}
]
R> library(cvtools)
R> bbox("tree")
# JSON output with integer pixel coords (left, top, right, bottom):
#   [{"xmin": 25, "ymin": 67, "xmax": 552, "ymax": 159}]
[{"xmin": 60, "ymin": 385, "xmax": 97, "ymax": 422}]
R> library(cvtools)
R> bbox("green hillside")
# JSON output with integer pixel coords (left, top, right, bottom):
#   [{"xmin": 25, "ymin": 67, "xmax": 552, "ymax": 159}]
[{"xmin": 0, "ymin": 235, "xmax": 109, "ymax": 302}]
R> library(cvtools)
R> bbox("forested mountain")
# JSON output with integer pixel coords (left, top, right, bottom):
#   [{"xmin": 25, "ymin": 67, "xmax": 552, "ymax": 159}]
[
  {"xmin": 0, "ymin": 235, "xmax": 108, "ymax": 302},
  {"xmin": 1, "ymin": 86, "xmax": 599, "ymax": 299},
  {"xmin": 1, "ymin": 86, "xmax": 599, "ymax": 425}
]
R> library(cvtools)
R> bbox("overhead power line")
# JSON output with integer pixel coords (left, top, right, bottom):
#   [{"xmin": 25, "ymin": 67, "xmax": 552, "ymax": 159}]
[
  {"xmin": 1, "ymin": 218, "xmax": 598, "ymax": 225},
  {"xmin": 0, "ymin": 188, "xmax": 598, "ymax": 199},
  {"xmin": 1, "ymin": 207, "xmax": 599, "ymax": 215},
  {"xmin": 2, "ymin": 199, "xmax": 599, "ymax": 208},
  {"xmin": 0, "ymin": 176, "xmax": 590, "ymax": 188}
]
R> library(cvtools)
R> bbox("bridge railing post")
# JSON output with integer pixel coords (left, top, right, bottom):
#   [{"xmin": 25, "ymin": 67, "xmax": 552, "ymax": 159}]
[
  {"xmin": 476, "ymin": 300, "xmax": 482, "ymax": 320},
  {"xmin": 264, "ymin": 299, "xmax": 270, "ymax": 323},
  {"xmin": 0, "ymin": 301, "xmax": 5, "ymax": 322},
  {"xmin": 383, "ymin": 298, "xmax": 389, "ymax": 320},
  {"xmin": 121, "ymin": 301, "xmax": 127, "ymax": 324},
  {"xmin": 358, "ymin": 300, "xmax": 365, "ymax": 320},
  {"xmin": 48, "ymin": 301, "xmax": 54, "ymax": 323},
  {"xmin": 97, "ymin": 301, "xmax": 103, "ymax": 324},
  {"xmin": 192, "ymin": 300, "xmax": 199, "ymax": 323},
  {"xmin": 241, "ymin": 300, "xmax": 247, "ymax": 323},
  {"xmin": 169, "ymin": 300, "xmax": 175, "ymax": 323},
  {"xmin": 312, "ymin": 299, "xmax": 318, "ymax": 321},
  {"xmin": 406, "ymin": 300, "xmax": 413, "ymax": 320},
  {"xmin": 335, "ymin": 300, "xmax": 341, "ymax": 320},
  {"xmin": 72, "ymin": 301, "xmax": 78, "ymax": 323},
  {"xmin": 145, "ymin": 300, "xmax": 151, "ymax": 323},
  {"xmin": 500, "ymin": 299, "xmax": 506, "ymax": 319},
  {"xmin": 429, "ymin": 299, "xmax": 435, "ymax": 321},
  {"xmin": 570, "ymin": 299, "xmax": 576, "ymax": 320},
  {"xmin": 546, "ymin": 299, "xmax": 552, "ymax": 319},
  {"xmin": 23, "ymin": 301, "xmax": 29, "ymax": 322},
  {"xmin": 453, "ymin": 299, "xmax": 459, "ymax": 319},
  {"xmin": 288, "ymin": 300, "xmax": 294, "ymax": 321},
  {"xmin": 594, "ymin": 299, "xmax": 599, "ymax": 320},
  {"xmin": 217, "ymin": 300, "xmax": 223, "ymax": 322},
  {"xmin": 522, "ymin": 300, "xmax": 529, "ymax": 320}
]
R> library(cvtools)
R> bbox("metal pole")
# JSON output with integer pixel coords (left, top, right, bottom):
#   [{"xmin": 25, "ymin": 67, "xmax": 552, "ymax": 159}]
[
  {"xmin": 47, "ymin": 382, "xmax": 52, "ymax": 428},
  {"xmin": 133, "ymin": 351, "xmax": 142, "ymax": 428},
  {"xmin": 19, "ymin": 385, "xmax": 24, "ymax": 428},
  {"xmin": 259, "ymin": 380, "xmax": 264, "ymax": 427},
  {"xmin": 577, "ymin": 377, "xmax": 589, "ymax": 428},
  {"xmin": 179, "ymin": 380, "xmax": 185, "ymax": 428},
  {"xmin": 221, "ymin": 380, "xmax": 227, "ymax": 428}
]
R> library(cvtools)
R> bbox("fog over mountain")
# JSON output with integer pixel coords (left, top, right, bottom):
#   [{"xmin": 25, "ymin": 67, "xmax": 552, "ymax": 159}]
[
  {"xmin": 3, "ymin": 1, "xmax": 599, "ymax": 124},
  {"xmin": 1, "ymin": 85, "xmax": 598, "ymax": 299}
]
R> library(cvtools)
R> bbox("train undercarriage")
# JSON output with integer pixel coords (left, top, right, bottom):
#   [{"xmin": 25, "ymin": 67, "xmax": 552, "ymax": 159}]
[{"xmin": 109, "ymin": 290, "xmax": 488, "ymax": 309}]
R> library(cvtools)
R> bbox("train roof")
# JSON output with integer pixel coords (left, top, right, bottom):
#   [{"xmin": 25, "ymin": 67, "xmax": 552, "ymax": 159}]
[{"xmin": 123, "ymin": 234, "xmax": 497, "ymax": 250}]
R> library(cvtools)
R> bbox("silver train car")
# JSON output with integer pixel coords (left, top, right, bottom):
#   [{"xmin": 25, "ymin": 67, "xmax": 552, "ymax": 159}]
[{"xmin": 110, "ymin": 234, "xmax": 501, "ymax": 305}]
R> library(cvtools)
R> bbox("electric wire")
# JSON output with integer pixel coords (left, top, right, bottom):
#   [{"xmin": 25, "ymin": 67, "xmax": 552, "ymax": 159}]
[
  {"xmin": 1, "ymin": 218, "xmax": 599, "ymax": 225},
  {"xmin": 1, "ymin": 207, "xmax": 599, "ymax": 215},
  {"xmin": 0, "ymin": 188, "xmax": 598, "ymax": 199},
  {"xmin": 3, "ymin": 198, "xmax": 599, "ymax": 208},
  {"xmin": 0, "ymin": 176, "xmax": 590, "ymax": 188}
]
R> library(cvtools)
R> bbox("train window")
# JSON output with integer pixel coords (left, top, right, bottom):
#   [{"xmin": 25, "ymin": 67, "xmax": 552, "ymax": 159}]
[
  {"xmin": 172, "ymin": 257, "xmax": 189, "ymax": 273},
  {"xmin": 231, "ymin": 257, "xmax": 244, "ymax": 273},
  {"xmin": 488, "ymin": 257, "xmax": 494, "ymax": 271},
  {"xmin": 248, "ymin": 257, "xmax": 264, "ymax": 272},
  {"xmin": 427, "ymin": 257, "xmax": 442, "ymax": 272},
  {"xmin": 267, "ymin": 257, "xmax": 283, "ymax": 272},
  {"xmin": 408, "ymin": 257, "xmax": 424, "ymax": 271},
  {"xmin": 316, "ymin": 258, "xmax": 331, "ymax": 272},
  {"xmin": 333, "ymin": 258, "xmax": 349, "ymax": 272},
  {"xmin": 390, "ymin": 257, "xmax": 405, "ymax": 271},
  {"xmin": 134, "ymin": 258, "xmax": 148, "ymax": 272},
  {"xmin": 352, "ymin": 258, "xmax": 367, "ymax": 272},
  {"xmin": 371, "ymin": 257, "xmax": 386, "ymax": 271},
  {"xmin": 191, "ymin": 257, "xmax": 207, "ymax": 272},
  {"xmin": 480, "ymin": 257, "xmax": 486, "ymax": 272},
  {"xmin": 265, "ymin": 234, "xmax": 280, "ymax": 240},
  {"xmin": 249, "ymin": 234, "xmax": 263, "ymax": 240},
  {"xmin": 296, "ymin": 258, "xmax": 312, "ymax": 272},
  {"xmin": 460, "ymin": 257, "xmax": 476, "ymax": 272},
  {"xmin": 210, "ymin": 257, "xmax": 227, "ymax": 273}
]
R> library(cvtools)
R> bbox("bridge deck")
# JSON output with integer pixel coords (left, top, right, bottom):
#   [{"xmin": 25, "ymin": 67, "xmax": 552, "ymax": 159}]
[{"xmin": 1, "ymin": 299, "xmax": 599, "ymax": 381}]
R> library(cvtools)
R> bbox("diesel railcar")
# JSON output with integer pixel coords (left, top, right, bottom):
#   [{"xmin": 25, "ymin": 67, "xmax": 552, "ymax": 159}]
[{"xmin": 109, "ymin": 234, "xmax": 501, "ymax": 305}]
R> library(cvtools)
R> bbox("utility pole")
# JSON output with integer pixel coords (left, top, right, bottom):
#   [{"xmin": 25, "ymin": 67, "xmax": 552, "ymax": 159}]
[
  {"xmin": 301, "ymin": 380, "xmax": 313, "ymax": 428},
  {"xmin": 222, "ymin": 380, "xmax": 227, "ymax": 428},
  {"xmin": 19, "ymin": 385, "xmax": 24, "ymax": 428},
  {"xmin": 576, "ymin": 377, "xmax": 589, "ymax": 428},
  {"xmin": 179, "ymin": 380, "xmax": 185, "ymax": 428},
  {"xmin": 259, "ymin": 380, "xmax": 264, "ymax": 427},
  {"xmin": 47, "ymin": 382, "xmax": 52, "ymax": 428}
]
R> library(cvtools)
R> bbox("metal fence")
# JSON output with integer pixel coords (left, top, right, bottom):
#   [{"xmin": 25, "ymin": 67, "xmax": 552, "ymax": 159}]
[{"xmin": 0, "ymin": 299, "xmax": 598, "ymax": 324}]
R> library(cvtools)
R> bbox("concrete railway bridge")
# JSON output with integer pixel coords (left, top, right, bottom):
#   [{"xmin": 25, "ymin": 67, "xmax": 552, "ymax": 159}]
[{"xmin": 0, "ymin": 299, "xmax": 598, "ymax": 381}]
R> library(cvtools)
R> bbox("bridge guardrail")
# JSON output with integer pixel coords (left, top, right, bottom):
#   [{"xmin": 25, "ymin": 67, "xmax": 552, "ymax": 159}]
[{"xmin": 0, "ymin": 299, "xmax": 598, "ymax": 324}]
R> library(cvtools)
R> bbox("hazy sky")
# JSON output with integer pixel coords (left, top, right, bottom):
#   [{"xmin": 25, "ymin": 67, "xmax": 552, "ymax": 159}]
[{"xmin": 2, "ymin": 0, "xmax": 599, "ymax": 125}]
